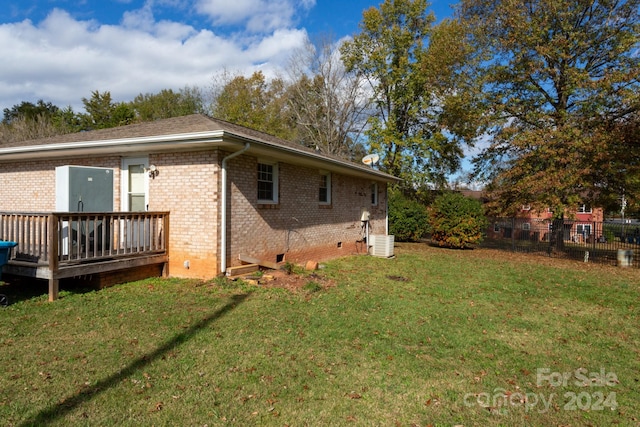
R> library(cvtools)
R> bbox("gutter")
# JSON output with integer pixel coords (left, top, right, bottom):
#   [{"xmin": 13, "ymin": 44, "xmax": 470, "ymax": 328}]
[
  {"xmin": 0, "ymin": 131, "xmax": 227, "ymax": 157},
  {"xmin": 220, "ymin": 143, "xmax": 251, "ymax": 275}
]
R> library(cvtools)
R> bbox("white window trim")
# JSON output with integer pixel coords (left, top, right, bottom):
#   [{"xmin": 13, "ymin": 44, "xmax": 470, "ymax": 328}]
[
  {"xmin": 257, "ymin": 160, "xmax": 279, "ymax": 204},
  {"xmin": 578, "ymin": 204, "xmax": 592, "ymax": 213},
  {"xmin": 121, "ymin": 157, "xmax": 149, "ymax": 212},
  {"xmin": 319, "ymin": 171, "xmax": 331, "ymax": 205},
  {"xmin": 577, "ymin": 224, "xmax": 592, "ymax": 235},
  {"xmin": 522, "ymin": 222, "xmax": 531, "ymax": 231},
  {"xmin": 371, "ymin": 182, "xmax": 378, "ymax": 206}
]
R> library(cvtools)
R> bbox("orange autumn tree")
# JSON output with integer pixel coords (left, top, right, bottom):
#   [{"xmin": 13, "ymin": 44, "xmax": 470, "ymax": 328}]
[{"xmin": 458, "ymin": 0, "xmax": 640, "ymax": 216}]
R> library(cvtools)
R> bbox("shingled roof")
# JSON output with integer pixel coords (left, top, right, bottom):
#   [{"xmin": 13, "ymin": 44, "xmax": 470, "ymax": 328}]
[
  {"xmin": 0, "ymin": 114, "xmax": 399, "ymax": 182},
  {"xmin": 3, "ymin": 114, "xmax": 293, "ymax": 149}
]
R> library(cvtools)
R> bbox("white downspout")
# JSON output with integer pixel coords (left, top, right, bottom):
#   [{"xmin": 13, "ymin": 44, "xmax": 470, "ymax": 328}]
[
  {"xmin": 385, "ymin": 185, "xmax": 389, "ymax": 235},
  {"xmin": 220, "ymin": 143, "xmax": 250, "ymax": 274}
]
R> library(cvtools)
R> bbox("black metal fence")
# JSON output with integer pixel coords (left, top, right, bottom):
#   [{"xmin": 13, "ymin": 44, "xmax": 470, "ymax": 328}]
[{"xmin": 482, "ymin": 218, "xmax": 640, "ymax": 268}]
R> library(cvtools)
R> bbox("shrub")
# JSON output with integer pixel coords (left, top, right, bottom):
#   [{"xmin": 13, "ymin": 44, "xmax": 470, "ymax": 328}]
[
  {"xmin": 428, "ymin": 192, "xmax": 487, "ymax": 248},
  {"xmin": 388, "ymin": 190, "xmax": 430, "ymax": 242}
]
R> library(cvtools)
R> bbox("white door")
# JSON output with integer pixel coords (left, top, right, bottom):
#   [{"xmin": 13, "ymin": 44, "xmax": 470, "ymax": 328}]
[
  {"xmin": 122, "ymin": 157, "xmax": 149, "ymax": 212},
  {"xmin": 121, "ymin": 158, "xmax": 150, "ymax": 250}
]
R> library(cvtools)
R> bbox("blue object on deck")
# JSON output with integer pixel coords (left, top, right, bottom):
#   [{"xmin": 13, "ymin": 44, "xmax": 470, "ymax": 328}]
[{"xmin": 0, "ymin": 241, "xmax": 18, "ymax": 280}]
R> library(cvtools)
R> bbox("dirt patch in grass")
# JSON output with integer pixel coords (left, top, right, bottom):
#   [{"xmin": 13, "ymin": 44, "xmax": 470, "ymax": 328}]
[{"xmin": 241, "ymin": 269, "xmax": 336, "ymax": 293}]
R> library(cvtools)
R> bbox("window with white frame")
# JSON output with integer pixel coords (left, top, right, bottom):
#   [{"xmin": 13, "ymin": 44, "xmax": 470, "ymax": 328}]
[
  {"xmin": 522, "ymin": 222, "xmax": 531, "ymax": 231},
  {"xmin": 371, "ymin": 182, "xmax": 378, "ymax": 206},
  {"xmin": 577, "ymin": 204, "xmax": 592, "ymax": 213},
  {"xmin": 257, "ymin": 161, "xmax": 278, "ymax": 203},
  {"xmin": 319, "ymin": 172, "xmax": 331, "ymax": 204},
  {"xmin": 576, "ymin": 224, "xmax": 591, "ymax": 236}
]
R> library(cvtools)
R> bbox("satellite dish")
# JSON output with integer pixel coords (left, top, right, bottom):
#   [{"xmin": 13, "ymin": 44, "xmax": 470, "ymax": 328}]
[{"xmin": 362, "ymin": 153, "xmax": 380, "ymax": 167}]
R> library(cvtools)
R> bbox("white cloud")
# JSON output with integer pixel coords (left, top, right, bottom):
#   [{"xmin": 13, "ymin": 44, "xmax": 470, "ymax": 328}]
[
  {"xmin": 195, "ymin": 0, "xmax": 315, "ymax": 33},
  {"xmin": 0, "ymin": 5, "xmax": 310, "ymax": 113}
]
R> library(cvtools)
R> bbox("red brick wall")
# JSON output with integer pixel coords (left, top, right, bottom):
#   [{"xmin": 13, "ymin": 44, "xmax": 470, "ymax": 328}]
[
  {"xmin": 0, "ymin": 157, "xmax": 122, "ymax": 211},
  {"xmin": 148, "ymin": 150, "xmax": 219, "ymax": 278},
  {"xmin": 225, "ymin": 154, "xmax": 388, "ymax": 268}
]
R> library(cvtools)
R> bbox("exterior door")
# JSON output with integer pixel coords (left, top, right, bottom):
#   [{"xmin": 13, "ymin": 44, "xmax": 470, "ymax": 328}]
[
  {"xmin": 121, "ymin": 158, "xmax": 150, "ymax": 250},
  {"xmin": 122, "ymin": 157, "xmax": 149, "ymax": 212}
]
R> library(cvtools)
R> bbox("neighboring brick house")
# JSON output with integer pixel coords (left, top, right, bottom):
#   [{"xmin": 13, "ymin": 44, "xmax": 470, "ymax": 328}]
[
  {"xmin": 489, "ymin": 204, "xmax": 605, "ymax": 243},
  {"xmin": 0, "ymin": 114, "xmax": 399, "ymax": 280}
]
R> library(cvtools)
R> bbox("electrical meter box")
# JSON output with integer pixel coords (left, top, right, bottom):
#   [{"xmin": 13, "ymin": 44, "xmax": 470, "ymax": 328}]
[{"xmin": 56, "ymin": 166, "xmax": 114, "ymax": 212}]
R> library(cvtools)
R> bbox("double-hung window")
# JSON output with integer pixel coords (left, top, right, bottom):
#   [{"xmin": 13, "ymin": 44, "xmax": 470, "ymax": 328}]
[
  {"xmin": 319, "ymin": 172, "xmax": 331, "ymax": 204},
  {"xmin": 257, "ymin": 161, "xmax": 278, "ymax": 203}
]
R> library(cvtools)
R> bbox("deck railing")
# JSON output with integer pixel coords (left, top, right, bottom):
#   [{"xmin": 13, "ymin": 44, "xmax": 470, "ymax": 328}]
[{"xmin": 0, "ymin": 211, "xmax": 170, "ymax": 267}]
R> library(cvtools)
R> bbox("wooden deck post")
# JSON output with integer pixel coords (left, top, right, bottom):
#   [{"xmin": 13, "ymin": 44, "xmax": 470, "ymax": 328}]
[
  {"xmin": 162, "ymin": 213, "xmax": 170, "ymax": 277},
  {"xmin": 48, "ymin": 214, "xmax": 59, "ymax": 302},
  {"xmin": 48, "ymin": 279, "xmax": 59, "ymax": 302}
]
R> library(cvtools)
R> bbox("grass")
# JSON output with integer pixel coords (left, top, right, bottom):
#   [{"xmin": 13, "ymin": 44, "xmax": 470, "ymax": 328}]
[{"xmin": 0, "ymin": 243, "xmax": 638, "ymax": 426}]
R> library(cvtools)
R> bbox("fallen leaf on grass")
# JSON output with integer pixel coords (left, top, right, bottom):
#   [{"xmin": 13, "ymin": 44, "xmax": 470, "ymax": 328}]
[{"xmin": 425, "ymin": 396, "xmax": 441, "ymax": 406}]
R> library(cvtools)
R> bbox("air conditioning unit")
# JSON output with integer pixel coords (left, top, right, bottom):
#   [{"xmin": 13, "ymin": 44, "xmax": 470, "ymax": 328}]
[{"xmin": 369, "ymin": 234, "xmax": 395, "ymax": 258}]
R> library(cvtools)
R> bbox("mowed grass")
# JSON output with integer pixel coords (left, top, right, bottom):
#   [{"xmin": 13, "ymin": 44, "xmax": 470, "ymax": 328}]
[{"xmin": 0, "ymin": 243, "xmax": 638, "ymax": 426}]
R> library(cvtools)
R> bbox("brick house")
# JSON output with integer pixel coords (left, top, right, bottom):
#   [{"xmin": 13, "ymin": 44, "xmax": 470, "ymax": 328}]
[
  {"xmin": 488, "ymin": 204, "xmax": 605, "ymax": 243},
  {"xmin": 0, "ymin": 114, "xmax": 398, "ymax": 290}
]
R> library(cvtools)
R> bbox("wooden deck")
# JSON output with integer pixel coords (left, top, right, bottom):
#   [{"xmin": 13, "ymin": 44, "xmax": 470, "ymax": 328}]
[{"xmin": 0, "ymin": 212, "xmax": 170, "ymax": 301}]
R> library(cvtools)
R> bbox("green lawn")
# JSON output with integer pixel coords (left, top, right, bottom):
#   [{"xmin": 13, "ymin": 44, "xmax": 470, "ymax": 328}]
[{"xmin": 0, "ymin": 243, "xmax": 638, "ymax": 426}]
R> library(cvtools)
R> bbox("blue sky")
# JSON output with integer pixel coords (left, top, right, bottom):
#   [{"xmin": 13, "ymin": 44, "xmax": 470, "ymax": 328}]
[{"xmin": 0, "ymin": 0, "xmax": 456, "ymax": 113}]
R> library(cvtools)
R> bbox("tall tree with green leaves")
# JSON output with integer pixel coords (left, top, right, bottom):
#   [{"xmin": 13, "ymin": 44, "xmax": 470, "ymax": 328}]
[
  {"xmin": 459, "ymin": 0, "xmax": 640, "ymax": 215},
  {"xmin": 340, "ymin": 0, "xmax": 475, "ymax": 188},
  {"xmin": 131, "ymin": 87, "xmax": 205, "ymax": 121},
  {"xmin": 210, "ymin": 71, "xmax": 295, "ymax": 140},
  {"xmin": 2, "ymin": 100, "xmax": 59, "ymax": 125},
  {"xmin": 81, "ymin": 90, "xmax": 135, "ymax": 130}
]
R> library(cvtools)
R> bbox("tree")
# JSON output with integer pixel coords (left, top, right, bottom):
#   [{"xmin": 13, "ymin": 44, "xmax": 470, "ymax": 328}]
[
  {"xmin": 286, "ymin": 36, "xmax": 371, "ymax": 160},
  {"xmin": 52, "ymin": 106, "xmax": 83, "ymax": 134},
  {"xmin": 0, "ymin": 100, "xmax": 82, "ymax": 144},
  {"xmin": 2, "ymin": 100, "xmax": 59, "ymax": 125},
  {"xmin": 428, "ymin": 192, "xmax": 487, "ymax": 248},
  {"xmin": 210, "ymin": 71, "xmax": 296, "ymax": 140},
  {"xmin": 131, "ymin": 87, "xmax": 205, "ymax": 121},
  {"xmin": 0, "ymin": 114, "xmax": 61, "ymax": 143},
  {"xmin": 459, "ymin": 0, "xmax": 640, "ymax": 215},
  {"xmin": 81, "ymin": 90, "xmax": 135, "ymax": 130},
  {"xmin": 340, "ymin": 0, "xmax": 474, "ymax": 188},
  {"xmin": 593, "ymin": 110, "xmax": 640, "ymax": 215}
]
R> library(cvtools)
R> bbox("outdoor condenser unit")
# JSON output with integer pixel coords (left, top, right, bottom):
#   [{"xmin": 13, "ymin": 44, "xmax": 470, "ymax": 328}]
[
  {"xmin": 55, "ymin": 166, "xmax": 114, "ymax": 212},
  {"xmin": 369, "ymin": 234, "xmax": 395, "ymax": 258},
  {"xmin": 55, "ymin": 166, "xmax": 115, "ymax": 255}
]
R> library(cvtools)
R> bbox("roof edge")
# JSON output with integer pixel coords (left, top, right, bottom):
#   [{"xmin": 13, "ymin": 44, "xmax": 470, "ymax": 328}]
[{"xmin": 0, "ymin": 126, "xmax": 401, "ymax": 182}]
